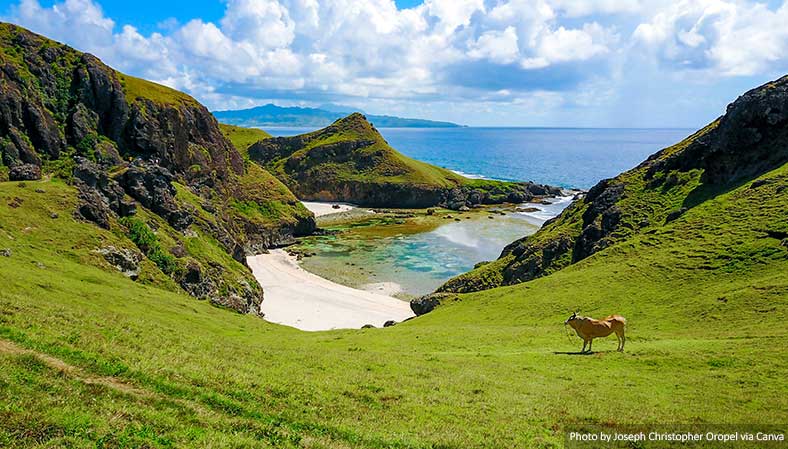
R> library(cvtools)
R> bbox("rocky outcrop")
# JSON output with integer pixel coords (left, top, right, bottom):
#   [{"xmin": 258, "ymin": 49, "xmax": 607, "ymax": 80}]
[
  {"xmin": 440, "ymin": 183, "xmax": 561, "ymax": 210},
  {"xmin": 118, "ymin": 161, "xmax": 192, "ymax": 230},
  {"xmin": 8, "ymin": 163, "xmax": 40, "ymax": 181},
  {"xmin": 95, "ymin": 246, "xmax": 142, "ymax": 279},
  {"xmin": 410, "ymin": 294, "xmax": 443, "ymax": 316},
  {"xmin": 73, "ymin": 157, "xmax": 136, "ymax": 228},
  {"xmin": 647, "ymin": 75, "xmax": 788, "ymax": 186},
  {"xmin": 440, "ymin": 74, "xmax": 788, "ymax": 294}
]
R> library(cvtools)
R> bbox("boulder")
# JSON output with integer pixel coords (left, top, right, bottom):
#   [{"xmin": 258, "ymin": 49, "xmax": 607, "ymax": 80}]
[
  {"xmin": 95, "ymin": 246, "xmax": 142, "ymax": 279},
  {"xmin": 8, "ymin": 164, "xmax": 41, "ymax": 181},
  {"xmin": 410, "ymin": 294, "xmax": 443, "ymax": 316},
  {"xmin": 76, "ymin": 188, "xmax": 112, "ymax": 229}
]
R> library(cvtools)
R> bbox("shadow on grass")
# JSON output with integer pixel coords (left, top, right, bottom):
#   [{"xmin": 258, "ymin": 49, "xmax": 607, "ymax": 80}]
[{"xmin": 553, "ymin": 350, "xmax": 616, "ymax": 356}]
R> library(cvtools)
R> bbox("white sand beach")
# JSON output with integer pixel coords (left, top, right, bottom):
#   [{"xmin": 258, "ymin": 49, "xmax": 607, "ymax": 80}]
[
  {"xmin": 247, "ymin": 250, "xmax": 414, "ymax": 331},
  {"xmin": 301, "ymin": 201, "xmax": 357, "ymax": 217}
]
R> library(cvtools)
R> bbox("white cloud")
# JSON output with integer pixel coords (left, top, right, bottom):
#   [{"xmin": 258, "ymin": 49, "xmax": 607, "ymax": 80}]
[
  {"xmin": 220, "ymin": 0, "xmax": 295, "ymax": 48},
  {"xmin": 537, "ymin": 23, "xmax": 613, "ymax": 63},
  {"xmin": 633, "ymin": 0, "xmax": 788, "ymax": 76},
  {"xmin": 3, "ymin": 0, "xmax": 788, "ymax": 126},
  {"xmin": 468, "ymin": 26, "xmax": 520, "ymax": 64},
  {"xmin": 9, "ymin": 0, "xmax": 114, "ymax": 53}
]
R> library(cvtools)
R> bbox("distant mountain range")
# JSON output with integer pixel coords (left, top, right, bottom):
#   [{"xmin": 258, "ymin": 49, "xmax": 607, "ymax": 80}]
[{"xmin": 213, "ymin": 104, "xmax": 463, "ymax": 128}]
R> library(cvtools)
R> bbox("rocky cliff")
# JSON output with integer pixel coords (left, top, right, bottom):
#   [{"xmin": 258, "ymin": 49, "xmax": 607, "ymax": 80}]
[
  {"xmin": 0, "ymin": 23, "xmax": 315, "ymax": 314},
  {"xmin": 248, "ymin": 113, "xmax": 560, "ymax": 209},
  {"xmin": 439, "ymin": 75, "xmax": 788, "ymax": 294}
]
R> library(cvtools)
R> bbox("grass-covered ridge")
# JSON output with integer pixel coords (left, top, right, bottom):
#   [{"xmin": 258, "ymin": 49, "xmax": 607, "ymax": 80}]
[
  {"xmin": 219, "ymin": 123, "xmax": 272, "ymax": 158},
  {"xmin": 1, "ymin": 157, "xmax": 787, "ymax": 447},
  {"xmin": 247, "ymin": 113, "xmax": 554, "ymax": 208},
  {"xmin": 117, "ymin": 73, "xmax": 201, "ymax": 108},
  {"xmin": 0, "ymin": 23, "xmax": 317, "ymax": 311},
  {"xmin": 256, "ymin": 112, "xmax": 467, "ymax": 187}
]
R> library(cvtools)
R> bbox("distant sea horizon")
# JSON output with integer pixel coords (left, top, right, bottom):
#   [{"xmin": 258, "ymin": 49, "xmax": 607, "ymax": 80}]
[{"xmin": 264, "ymin": 126, "xmax": 695, "ymax": 189}]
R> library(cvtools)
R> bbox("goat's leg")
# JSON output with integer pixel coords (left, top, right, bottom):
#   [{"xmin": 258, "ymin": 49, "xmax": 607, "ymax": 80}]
[
  {"xmin": 588, "ymin": 339, "xmax": 593, "ymax": 353},
  {"xmin": 581, "ymin": 340, "xmax": 587, "ymax": 353},
  {"xmin": 621, "ymin": 333, "xmax": 626, "ymax": 352}
]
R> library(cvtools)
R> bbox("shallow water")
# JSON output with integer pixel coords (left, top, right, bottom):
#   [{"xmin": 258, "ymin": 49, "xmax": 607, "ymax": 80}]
[{"xmin": 296, "ymin": 197, "xmax": 574, "ymax": 297}]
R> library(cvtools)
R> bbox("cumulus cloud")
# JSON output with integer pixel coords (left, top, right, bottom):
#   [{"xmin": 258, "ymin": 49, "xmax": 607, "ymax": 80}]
[
  {"xmin": 633, "ymin": 0, "xmax": 788, "ymax": 76},
  {"xmin": 3, "ymin": 0, "xmax": 788, "ymax": 126}
]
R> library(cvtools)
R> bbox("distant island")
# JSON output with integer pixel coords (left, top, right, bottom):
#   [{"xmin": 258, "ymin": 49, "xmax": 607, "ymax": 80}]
[{"xmin": 213, "ymin": 103, "xmax": 463, "ymax": 128}]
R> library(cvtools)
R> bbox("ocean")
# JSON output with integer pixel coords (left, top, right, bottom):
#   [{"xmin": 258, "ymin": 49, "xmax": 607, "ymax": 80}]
[{"xmin": 265, "ymin": 127, "xmax": 695, "ymax": 189}]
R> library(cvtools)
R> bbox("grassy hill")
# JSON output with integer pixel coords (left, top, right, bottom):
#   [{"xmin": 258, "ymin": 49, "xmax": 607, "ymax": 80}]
[
  {"xmin": 1, "ymin": 159, "xmax": 786, "ymax": 447},
  {"xmin": 219, "ymin": 123, "xmax": 272, "ymax": 157},
  {"xmin": 248, "ymin": 113, "xmax": 558, "ymax": 208},
  {"xmin": 0, "ymin": 23, "xmax": 314, "ymax": 313}
]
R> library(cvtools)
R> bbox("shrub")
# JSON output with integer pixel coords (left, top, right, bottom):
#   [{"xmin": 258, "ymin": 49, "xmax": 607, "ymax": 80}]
[{"xmin": 120, "ymin": 216, "xmax": 181, "ymax": 275}]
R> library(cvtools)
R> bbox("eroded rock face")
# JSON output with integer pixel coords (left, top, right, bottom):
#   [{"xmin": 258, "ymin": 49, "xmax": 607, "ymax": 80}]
[
  {"xmin": 73, "ymin": 157, "xmax": 136, "ymax": 226},
  {"xmin": 649, "ymin": 74, "xmax": 788, "ymax": 185},
  {"xmin": 0, "ymin": 24, "xmax": 241, "ymax": 184},
  {"xmin": 118, "ymin": 161, "xmax": 193, "ymax": 231}
]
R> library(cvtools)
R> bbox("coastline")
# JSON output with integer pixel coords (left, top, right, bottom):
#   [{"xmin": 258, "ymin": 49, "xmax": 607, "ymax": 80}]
[
  {"xmin": 247, "ymin": 249, "xmax": 414, "ymax": 331},
  {"xmin": 301, "ymin": 201, "xmax": 361, "ymax": 217}
]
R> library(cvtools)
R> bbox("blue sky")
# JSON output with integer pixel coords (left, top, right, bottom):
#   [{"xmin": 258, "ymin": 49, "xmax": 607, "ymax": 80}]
[{"xmin": 3, "ymin": 0, "xmax": 788, "ymax": 127}]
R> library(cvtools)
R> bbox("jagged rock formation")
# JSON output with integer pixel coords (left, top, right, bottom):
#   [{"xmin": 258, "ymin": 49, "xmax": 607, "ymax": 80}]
[
  {"xmin": 439, "ymin": 75, "xmax": 788, "ymax": 294},
  {"xmin": 0, "ymin": 23, "xmax": 315, "ymax": 314},
  {"xmin": 248, "ymin": 113, "xmax": 560, "ymax": 209}
]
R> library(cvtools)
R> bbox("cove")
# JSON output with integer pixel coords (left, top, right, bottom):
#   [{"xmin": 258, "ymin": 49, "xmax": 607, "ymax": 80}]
[{"xmin": 293, "ymin": 196, "xmax": 574, "ymax": 297}]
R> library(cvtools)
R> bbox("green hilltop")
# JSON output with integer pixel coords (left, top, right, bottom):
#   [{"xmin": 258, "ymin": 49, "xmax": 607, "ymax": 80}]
[
  {"xmin": 248, "ymin": 113, "xmax": 560, "ymax": 208},
  {"xmin": 0, "ymin": 22, "xmax": 787, "ymax": 449}
]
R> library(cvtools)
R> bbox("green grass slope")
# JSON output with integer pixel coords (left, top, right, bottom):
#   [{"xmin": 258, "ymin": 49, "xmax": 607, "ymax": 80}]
[
  {"xmin": 247, "ymin": 113, "xmax": 551, "ymax": 208},
  {"xmin": 219, "ymin": 123, "xmax": 272, "ymax": 158},
  {"xmin": 254, "ymin": 112, "xmax": 466, "ymax": 187},
  {"xmin": 1, "ymin": 158, "xmax": 787, "ymax": 447}
]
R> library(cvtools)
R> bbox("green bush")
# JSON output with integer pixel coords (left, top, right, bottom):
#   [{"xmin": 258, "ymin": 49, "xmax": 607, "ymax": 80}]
[{"xmin": 120, "ymin": 216, "xmax": 181, "ymax": 275}]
